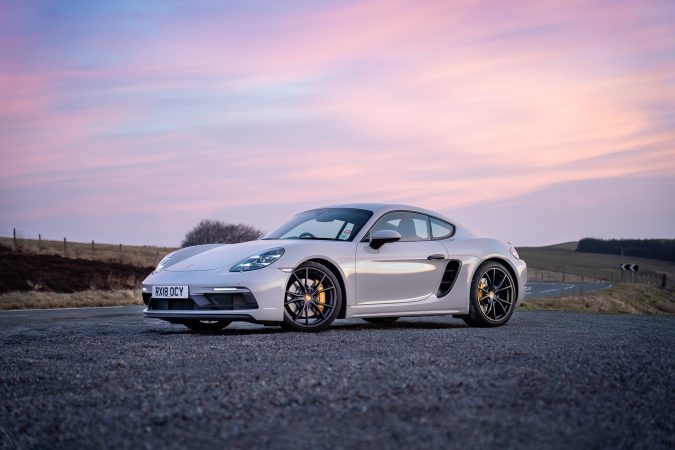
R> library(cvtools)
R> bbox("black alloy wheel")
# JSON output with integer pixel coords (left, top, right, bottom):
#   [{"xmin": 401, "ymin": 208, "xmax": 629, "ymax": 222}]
[
  {"xmin": 463, "ymin": 261, "xmax": 516, "ymax": 327},
  {"xmin": 281, "ymin": 261, "xmax": 342, "ymax": 332}
]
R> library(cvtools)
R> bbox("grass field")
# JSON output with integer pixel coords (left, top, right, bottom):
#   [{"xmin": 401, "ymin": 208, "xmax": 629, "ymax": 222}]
[
  {"xmin": 0, "ymin": 236, "xmax": 175, "ymax": 268},
  {"xmin": 0, "ymin": 289, "xmax": 141, "ymax": 310},
  {"xmin": 520, "ymin": 283, "xmax": 675, "ymax": 315},
  {"xmin": 517, "ymin": 242, "xmax": 675, "ymax": 284}
]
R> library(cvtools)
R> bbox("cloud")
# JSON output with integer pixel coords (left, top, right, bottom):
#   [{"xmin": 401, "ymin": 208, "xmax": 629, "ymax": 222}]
[
  {"xmin": 1, "ymin": 0, "xmax": 673, "ymax": 245},
  {"xmin": 454, "ymin": 175, "xmax": 675, "ymax": 246}
]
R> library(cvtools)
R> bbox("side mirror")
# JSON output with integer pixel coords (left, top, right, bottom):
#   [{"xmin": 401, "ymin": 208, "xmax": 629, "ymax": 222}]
[{"xmin": 369, "ymin": 230, "xmax": 401, "ymax": 249}]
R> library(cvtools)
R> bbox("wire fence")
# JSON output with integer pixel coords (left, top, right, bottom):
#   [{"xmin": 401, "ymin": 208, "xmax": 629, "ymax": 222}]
[
  {"xmin": 4, "ymin": 228, "xmax": 173, "ymax": 268},
  {"xmin": 527, "ymin": 268, "xmax": 671, "ymax": 288},
  {"xmin": 4, "ymin": 228, "xmax": 673, "ymax": 288}
]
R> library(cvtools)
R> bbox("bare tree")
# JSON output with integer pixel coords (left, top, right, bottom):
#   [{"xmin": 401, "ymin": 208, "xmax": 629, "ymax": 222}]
[{"xmin": 181, "ymin": 220, "xmax": 263, "ymax": 247}]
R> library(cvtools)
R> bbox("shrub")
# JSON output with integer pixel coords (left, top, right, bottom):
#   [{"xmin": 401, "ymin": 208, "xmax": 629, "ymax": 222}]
[{"xmin": 181, "ymin": 220, "xmax": 263, "ymax": 247}]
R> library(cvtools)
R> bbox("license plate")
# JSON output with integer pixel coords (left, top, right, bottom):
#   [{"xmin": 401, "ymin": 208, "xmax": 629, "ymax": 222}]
[{"xmin": 152, "ymin": 285, "xmax": 189, "ymax": 299}]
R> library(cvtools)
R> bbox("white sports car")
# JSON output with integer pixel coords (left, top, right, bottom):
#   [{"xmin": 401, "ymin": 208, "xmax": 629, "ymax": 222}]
[{"xmin": 142, "ymin": 204, "xmax": 526, "ymax": 332}]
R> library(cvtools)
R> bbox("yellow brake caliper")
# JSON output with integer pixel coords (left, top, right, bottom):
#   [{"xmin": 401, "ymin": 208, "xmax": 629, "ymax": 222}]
[
  {"xmin": 317, "ymin": 283, "xmax": 326, "ymax": 313},
  {"xmin": 478, "ymin": 278, "xmax": 488, "ymax": 301}
]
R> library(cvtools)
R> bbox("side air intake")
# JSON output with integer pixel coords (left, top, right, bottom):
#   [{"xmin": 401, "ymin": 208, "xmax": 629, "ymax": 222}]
[{"xmin": 437, "ymin": 260, "xmax": 461, "ymax": 297}]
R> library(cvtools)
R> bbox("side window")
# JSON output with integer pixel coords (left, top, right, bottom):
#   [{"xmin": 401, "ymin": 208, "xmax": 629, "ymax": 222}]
[
  {"xmin": 371, "ymin": 211, "xmax": 430, "ymax": 242},
  {"xmin": 430, "ymin": 216, "xmax": 455, "ymax": 240}
]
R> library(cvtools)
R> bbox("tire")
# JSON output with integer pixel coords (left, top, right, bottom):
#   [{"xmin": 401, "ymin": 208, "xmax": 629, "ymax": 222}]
[
  {"xmin": 459, "ymin": 315, "xmax": 481, "ymax": 327},
  {"xmin": 362, "ymin": 317, "xmax": 399, "ymax": 324},
  {"xmin": 463, "ymin": 261, "xmax": 516, "ymax": 327},
  {"xmin": 183, "ymin": 320, "xmax": 231, "ymax": 332},
  {"xmin": 281, "ymin": 261, "xmax": 342, "ymax": 332}
]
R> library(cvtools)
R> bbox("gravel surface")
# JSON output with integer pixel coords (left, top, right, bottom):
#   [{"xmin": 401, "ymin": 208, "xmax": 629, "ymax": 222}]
[{"xmin": 1, "ymin": 307, "xmax": 673, "ymax": 449}]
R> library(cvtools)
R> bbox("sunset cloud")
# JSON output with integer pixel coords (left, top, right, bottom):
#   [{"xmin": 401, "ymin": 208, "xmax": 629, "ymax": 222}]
[{"xmin": 1, "ymin": 0, "xmax": 673, "ymax": 245}]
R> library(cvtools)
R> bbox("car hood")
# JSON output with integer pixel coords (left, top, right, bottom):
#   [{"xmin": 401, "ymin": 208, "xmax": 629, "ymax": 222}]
[{"xmin": 165, "ymin": 240, "xmax": 290, "ymax": 272}]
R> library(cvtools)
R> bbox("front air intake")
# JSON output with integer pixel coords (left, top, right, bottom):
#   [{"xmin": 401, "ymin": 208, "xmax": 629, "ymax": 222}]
[
  {"xmin": 437, "ymin": 260, "xmax": 461, "ymax": 297},
  {"xmin": 148, "ymin": 298, "xmax": 197, "ymax": 310},
  {"xmin": 204, "ymin": 293, "xmax": 259, "ymax": 310}
]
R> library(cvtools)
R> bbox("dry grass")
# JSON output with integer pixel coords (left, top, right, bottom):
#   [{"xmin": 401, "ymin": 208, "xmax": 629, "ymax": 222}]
[
  {"xmin": 520, "ymin": 283, "xmax": 675, "ymax": 315},
  {"xmin": 0, "ymin": 236, "xmax": 175, "ymax": 268},
  {"xmin": 0, "ymin": 289, "xmax": 142, "ymax": 310}
]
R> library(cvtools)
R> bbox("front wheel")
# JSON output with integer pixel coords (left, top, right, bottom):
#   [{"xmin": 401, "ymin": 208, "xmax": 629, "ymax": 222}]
[
  {"xmin": 183, "ymin": 320, "xmax": 231, "ymax": 332},
  {"xmin": 463, "ymin": 261, "xmax": 516, "ymax": 327},
  {"xmin": 281, "ymin": 261, "xmax": 342, "ymax": 332}
]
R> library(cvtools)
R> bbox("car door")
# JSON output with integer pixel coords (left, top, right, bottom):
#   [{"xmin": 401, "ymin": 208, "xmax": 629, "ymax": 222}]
[{"xmin": 355, "ymin": 211, "xmax": 448, "ymax": 304}]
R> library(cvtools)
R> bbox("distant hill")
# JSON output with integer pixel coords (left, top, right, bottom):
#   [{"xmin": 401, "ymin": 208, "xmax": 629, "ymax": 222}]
[
  {"xmin": 576, "ymin": 238, "xmax": 675, "ymax": 263},
  {"xmin": 517, "ymin": 241, "xmax": 675, "ymax": 284}
]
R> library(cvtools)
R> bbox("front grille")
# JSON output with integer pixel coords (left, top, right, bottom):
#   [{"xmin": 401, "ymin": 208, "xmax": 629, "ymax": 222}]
[
  {"xmin": 204, "ymin": 293, "xmax": 258, "ymax": 310},
  {"xmin": 437, "ymin": 260, "xmax": 461, "ymax": 297},
  {"xmin": 142, "ymin": 293, "xmax": 151, "ymax": 305},
  {"xmin": 148, "ymin": 298, "xmax": 197, "ymax": 310},
  {"xmin": 146, "ymin": 291, "xmax": 258, "ymax": 311}
]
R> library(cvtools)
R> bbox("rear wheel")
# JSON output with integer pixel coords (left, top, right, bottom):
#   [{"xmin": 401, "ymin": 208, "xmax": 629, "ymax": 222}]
[
  {"xmin": 281, "ymin": 261, "xmax": 342, "ymax": 332},
  {"xmin": 463, "ymin": 261, "xmax": 516, "ymax": 327},
  {"xmin": 362, "ymin": 317, "xmax": 399, "ymax": 324},
  {"xmin": 183, "ymin": 320, "xmax": 231, "ymax": 332}
]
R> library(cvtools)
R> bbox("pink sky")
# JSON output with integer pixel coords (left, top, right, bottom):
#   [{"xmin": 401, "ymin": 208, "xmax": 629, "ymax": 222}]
[{"xmin": 1, "ymin": 0, "xmax": 674, "ymax": 246}]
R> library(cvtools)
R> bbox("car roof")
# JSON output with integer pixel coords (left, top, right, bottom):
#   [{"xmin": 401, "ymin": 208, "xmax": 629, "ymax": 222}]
[
  {"xmin": 304, "ymin": 203, "xmax": 476, "ymax": 239},
  {"xmin": 321, "ymin": 203, "xmax": 451, "ymax": 221}
]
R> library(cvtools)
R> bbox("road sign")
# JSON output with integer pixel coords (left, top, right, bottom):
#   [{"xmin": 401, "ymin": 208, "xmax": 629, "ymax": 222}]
[{"xmin": 620, "ymin": 264, "xmax": 639, "ymax": 272}]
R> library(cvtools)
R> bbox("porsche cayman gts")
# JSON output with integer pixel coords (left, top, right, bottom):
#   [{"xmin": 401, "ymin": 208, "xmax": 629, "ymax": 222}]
[{"xmin": 142, "ymin": 204, "xmax": 527, "ymax": 332}]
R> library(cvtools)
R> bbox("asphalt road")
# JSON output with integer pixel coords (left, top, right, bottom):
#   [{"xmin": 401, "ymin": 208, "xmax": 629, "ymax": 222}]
[
  {"xmin": 1, "ymin": 307, "xmax": 673, "ymax": 450},
  {"xmin": 526, "ymin": 281, "xmax": 613, "ymax": 299}
]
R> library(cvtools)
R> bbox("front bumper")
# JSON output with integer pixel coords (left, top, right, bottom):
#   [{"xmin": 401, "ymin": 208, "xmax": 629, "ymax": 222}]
[
  {"xmin": 142, "ymin": 266, "xmax": 290, "ymax": 322},
  {"xmin": 513, "ymin": 258, "xmax": 527, "ymax": 307}
]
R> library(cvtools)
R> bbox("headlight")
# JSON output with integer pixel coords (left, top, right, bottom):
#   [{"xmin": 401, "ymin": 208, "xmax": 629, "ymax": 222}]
[
  {"xmin": 510, "ymin": 246, "xmax": 520, "ymax": 259},
  {"xmin": 230, "ymin": 248, "xmax": 285, "ymax": 272},
  {"xmin": 154, "ymin": 252, "xmax": 175, "ymax": 273}
]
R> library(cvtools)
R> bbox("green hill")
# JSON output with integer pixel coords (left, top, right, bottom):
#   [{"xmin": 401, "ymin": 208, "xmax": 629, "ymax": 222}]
[
  {"xmin": 577, "ymin": 238, "xmax": 675, "ymax": 263},
  {"xmin": 517, "ymin": 242, "xmax": 675, "ymax": 284}
]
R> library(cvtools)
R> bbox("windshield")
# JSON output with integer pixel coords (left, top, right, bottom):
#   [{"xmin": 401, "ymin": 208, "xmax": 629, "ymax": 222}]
[{"xmin": 263, "ymin": 208, "xmax": 373, "ymax": 241}]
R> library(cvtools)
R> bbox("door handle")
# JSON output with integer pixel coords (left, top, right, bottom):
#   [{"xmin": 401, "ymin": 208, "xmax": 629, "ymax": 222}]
[{"xmin": 427, "ymin": 254, "xmax": 445, "ymax": 260}]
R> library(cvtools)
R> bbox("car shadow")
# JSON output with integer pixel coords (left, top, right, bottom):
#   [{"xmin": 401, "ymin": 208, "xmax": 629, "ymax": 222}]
[
  {"xmin": 142, "ymin": 327, "xmax": 281, "ymax": 336},
  {"xmin": 143, "ymin": 318, "xmax": 468, "ymax": 336},
  {"xmin": 334, "ymin": 320, "xmax": 468, "ymax": 331}
]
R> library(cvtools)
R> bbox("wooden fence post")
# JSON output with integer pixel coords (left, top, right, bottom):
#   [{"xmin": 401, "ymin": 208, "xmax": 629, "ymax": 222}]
[
  {"xmin": 13, "ymin": 228, "xmax": 16, "ymax": 249},
  {"xmin": 63, "ymin": 237, "xmax": 67, "ymax": 256},
  {"xmin": 92, "ymin": 240, "xmax": 95, "ymax": 253},
  {"xmin": 38, "ymin": 234, "xmax": 41, "ymax": 251}
]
